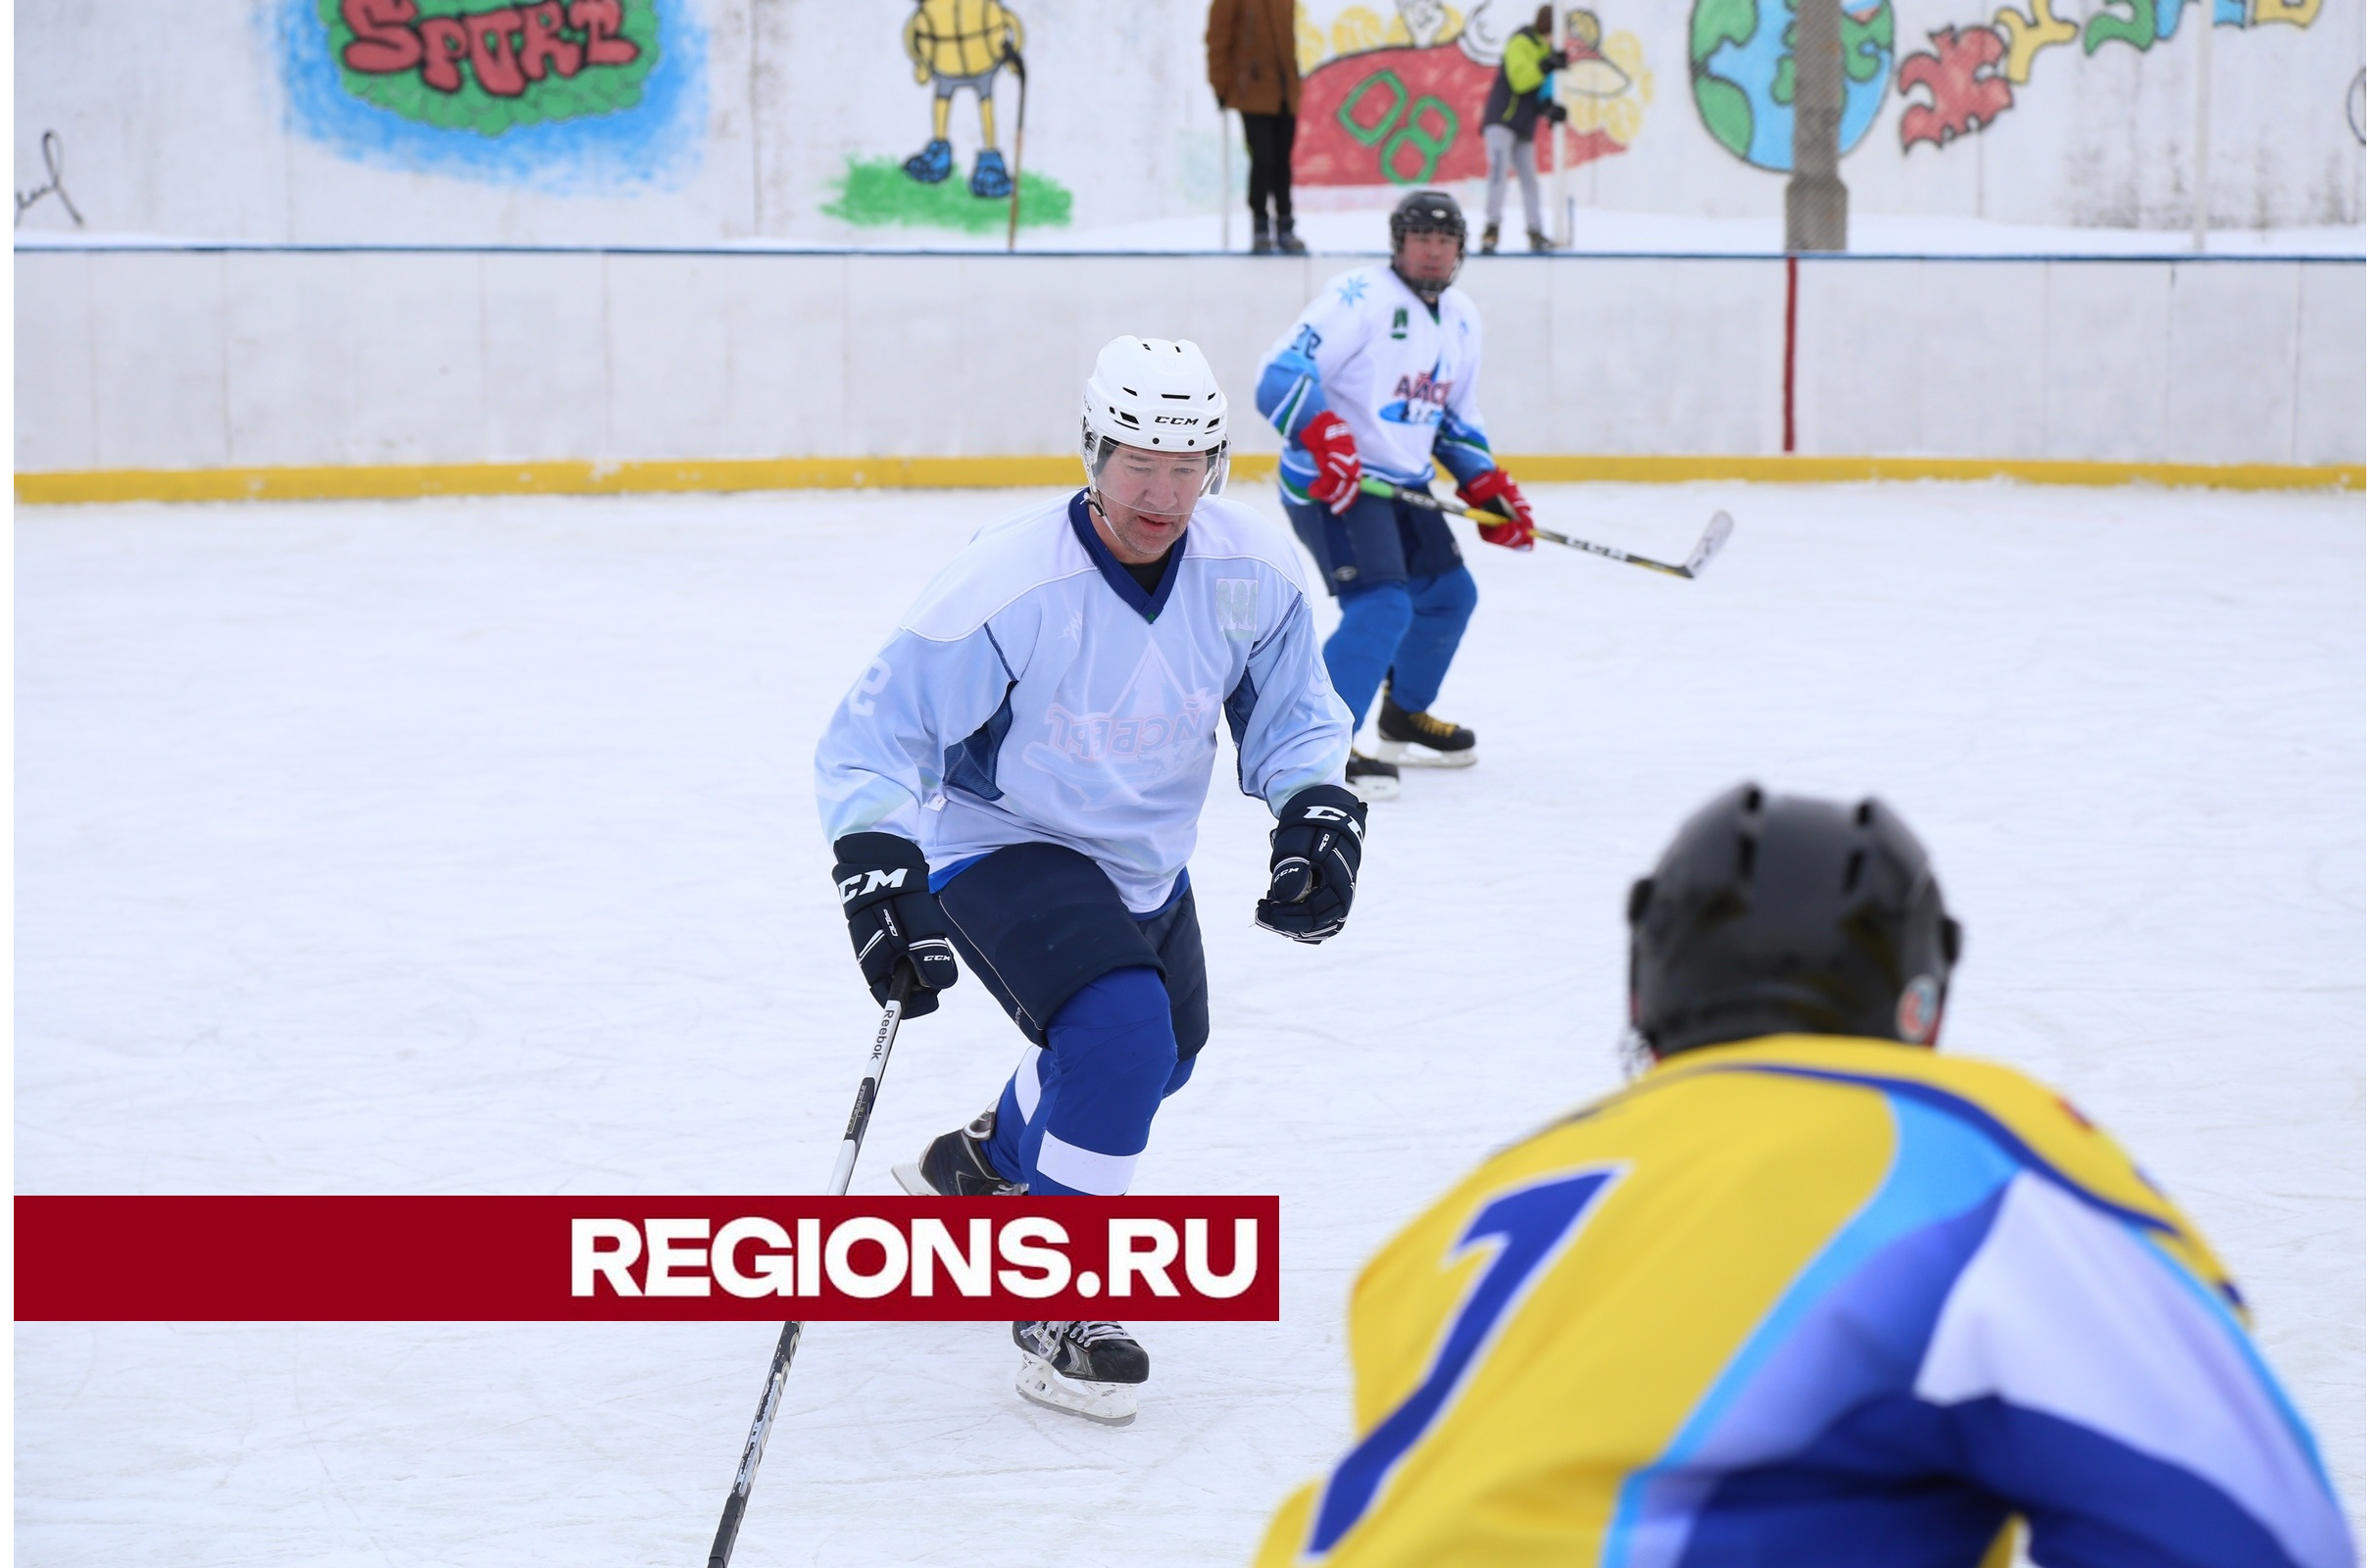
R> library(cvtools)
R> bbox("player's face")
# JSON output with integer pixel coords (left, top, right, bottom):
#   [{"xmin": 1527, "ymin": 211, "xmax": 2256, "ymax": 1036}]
[
  {"xmin": 1396, "ymin": 230, "xmax": 1461, "ymax": 293},
  {"xmin": 1093, "ymin": 445, "xmax": 1212, "ymax": 562}
]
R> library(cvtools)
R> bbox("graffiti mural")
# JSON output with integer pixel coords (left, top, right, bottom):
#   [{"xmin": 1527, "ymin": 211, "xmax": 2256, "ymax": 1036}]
[
  {"xmin": 1689, "ymin": 0, "xmax": 1896, "ymax": 172},
  {"xmin": 1293, "ymin": 2, "xmax": 1653, "ymax": 189},
  {"xmin": 280, "ymin": 0, "xmax": 705, "ymax": 188},
  {"xmin": 1896, "ymin": 0, "xmax": 2327, "ymax": 153},
  {"xmin": 1898, "ymin": 24, "xmax": 2012, "ymax": 146},
  {"xmin": 327, "ymin": 0, "xmax": 652, "ymax": 131},
  {"xmin": 15, "ymin": 130, "xmax": 83, "ymax": 228},
  {"xmin": 823, "ymin": 0, "xmax": 1071, "ymax": 233}
]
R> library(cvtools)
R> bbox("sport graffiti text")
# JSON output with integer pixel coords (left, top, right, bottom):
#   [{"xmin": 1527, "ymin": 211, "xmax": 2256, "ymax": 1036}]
[{"xmin": 338, "ymin": 0, "xmax": 639, "ymax": 97}]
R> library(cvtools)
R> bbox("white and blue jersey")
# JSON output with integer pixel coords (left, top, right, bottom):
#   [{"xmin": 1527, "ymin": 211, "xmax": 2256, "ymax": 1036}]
[
  {"xmin": 1257, "ymin": 264, "xmax": 1498, "ymax": 501},
  {"xmin": 816, "ymin": 491, "xmax": 1353, "ymax": 913}
]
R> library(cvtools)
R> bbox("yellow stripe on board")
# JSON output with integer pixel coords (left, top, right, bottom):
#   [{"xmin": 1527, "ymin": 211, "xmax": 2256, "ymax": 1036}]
[{"xmin": 15, "ymin": 453, "xmax": 2363, "ymax": 505}]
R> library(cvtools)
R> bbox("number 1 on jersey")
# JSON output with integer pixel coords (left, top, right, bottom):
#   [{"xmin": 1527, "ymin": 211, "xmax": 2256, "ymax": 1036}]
[{"xmin": 1306, "ymin": 1166, "xmax": 1623, "ymax": 1557}]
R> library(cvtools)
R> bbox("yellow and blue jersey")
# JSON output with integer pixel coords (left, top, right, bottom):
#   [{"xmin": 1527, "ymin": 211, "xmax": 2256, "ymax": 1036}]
[{"xmin": 1258, "ymin": 1035, "xmax": 2353, "ymax": 1568}]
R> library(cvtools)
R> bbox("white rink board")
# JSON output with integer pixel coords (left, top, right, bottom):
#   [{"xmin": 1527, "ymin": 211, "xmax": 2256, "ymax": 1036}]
[
  {"xmin": 15, "ymin": 481, "xmax": 2364, "ymax": 1565},
  {"xmin": 12, "ymin": 251, "xmax": 2365, "ymax": 472}
]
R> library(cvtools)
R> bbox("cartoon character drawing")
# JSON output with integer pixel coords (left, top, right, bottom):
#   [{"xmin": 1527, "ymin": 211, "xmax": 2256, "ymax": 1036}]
[
  {"xmin": 1457, "ymin": 0, "xmax": 1511, "ymax": 65},
  {"xmin": 902, "ymin": 0, "xmax": 1025, "ymax": 199},
  {"xmin": 1394, "ymin": 0, "xmax": 1458, "ymax": 47},
  {"xmin": 1561, "ymin": 8, "xmax": 1632, "ymax": 98}
]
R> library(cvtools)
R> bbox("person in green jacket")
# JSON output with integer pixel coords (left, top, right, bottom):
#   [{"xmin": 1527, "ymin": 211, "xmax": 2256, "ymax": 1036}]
[{"xmin": 1479, "ymin": 5, "xmax": 1568, "ymax": 254}]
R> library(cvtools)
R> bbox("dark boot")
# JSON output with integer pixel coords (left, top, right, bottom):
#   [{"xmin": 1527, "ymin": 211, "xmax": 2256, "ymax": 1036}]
[
  {"xmin": 1012, "ymin": 1319, "xmax": 1148, "ymax": 1424},
  {"xmin": 895, "ymin": 1106, "xmax": 1025, "ymax": 1197},
  {"xmin": 1346, "ymin": 750, "xmax": 1402, "ymax": 802},
  {"xmin": 1275, "ymin": 217, "xmax": 1308, "ymax": 255},
  {"xmin": 1375, "ymin": 696, "xmax": 1478, "ymax": 767}
]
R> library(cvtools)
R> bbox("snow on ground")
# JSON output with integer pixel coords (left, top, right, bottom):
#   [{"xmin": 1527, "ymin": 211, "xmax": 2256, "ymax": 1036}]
[{"xmin": 15, "ymin": 480, "xmax": 2364, "ymax": 1565}]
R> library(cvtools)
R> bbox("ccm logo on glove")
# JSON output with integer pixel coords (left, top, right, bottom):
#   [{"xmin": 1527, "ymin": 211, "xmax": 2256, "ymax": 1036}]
[
  {"xmin": 832, "ymin": 832, "xmax": 962, "ymax": 1016},
  {"xmin": 838, "ymin": 866, "xmax": 910, "ymax": 902}
]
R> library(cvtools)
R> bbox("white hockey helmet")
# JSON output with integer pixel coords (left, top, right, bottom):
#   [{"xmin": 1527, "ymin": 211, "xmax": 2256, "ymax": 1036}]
[{"xmin": 1079, "ymin": 336, "xmax": 1230, "ymax": 499}]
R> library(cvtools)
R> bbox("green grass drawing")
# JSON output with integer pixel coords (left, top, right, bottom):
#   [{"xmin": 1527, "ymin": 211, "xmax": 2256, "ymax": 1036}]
[{"xmin": 824, "ymin": 156, "xmax": 1072, "ymax": 233}]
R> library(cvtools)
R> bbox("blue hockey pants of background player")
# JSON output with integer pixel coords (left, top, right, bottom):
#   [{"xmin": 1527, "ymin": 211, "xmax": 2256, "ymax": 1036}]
[
  {"xmin": 1323, "ymin": 569, "xmax": 1478, "ymax": 729},
  {"xmin": 1285, "ymin": 487, "xmax": 1478, "ymax": 728}
]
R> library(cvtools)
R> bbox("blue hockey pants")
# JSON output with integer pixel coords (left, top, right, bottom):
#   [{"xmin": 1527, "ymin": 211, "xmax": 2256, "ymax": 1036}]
[
  {"xmin": 1325, "ymin": 565, "xmax": 1479, "ymax": 729},
  {"xmin": 984, "ymin": 967, "xmax": 1197, "ymax": 1197}
]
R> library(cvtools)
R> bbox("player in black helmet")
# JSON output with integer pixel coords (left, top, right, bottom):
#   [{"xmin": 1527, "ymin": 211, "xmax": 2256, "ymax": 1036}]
[
  {"xmin": 1626, "ymin": 782, "xmax": 1962, "ymax": 1060},
  {"xmin": 1255, "ymin": 188, "xmax": 1542, "ymax": 803},
  {"xmin": 1387, "ymin": 188, "xmax": 1467, "ymax": 301},
  {"xmin": 1257, "ymin": 783, "xmax": 2351, "ymax": 1566}
]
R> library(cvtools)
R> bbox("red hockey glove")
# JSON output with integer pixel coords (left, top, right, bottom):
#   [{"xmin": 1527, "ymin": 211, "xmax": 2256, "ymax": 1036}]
[
  {"xmin": 1459, "ymin": 467, "xmax": 1535, "ymax": 551},
  {"xmin": 1297, "ymin": 414, "xmax": 1362, "ymax": 515}
]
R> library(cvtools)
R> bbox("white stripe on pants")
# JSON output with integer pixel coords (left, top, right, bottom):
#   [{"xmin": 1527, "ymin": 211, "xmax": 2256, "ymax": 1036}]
[{"xmin": 1483, "ymin": 122, "xmax": 1541, "ymax": 235}]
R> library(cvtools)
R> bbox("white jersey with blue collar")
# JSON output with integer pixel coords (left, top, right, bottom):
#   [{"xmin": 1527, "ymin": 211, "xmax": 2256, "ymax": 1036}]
[
  {"xmin": 815, "ymin": 491, "xmax": 1354, "ymax": 913},
  {"xmin": 1257, "ymin": 263, "xmax": 1496, "ymax": 498}
]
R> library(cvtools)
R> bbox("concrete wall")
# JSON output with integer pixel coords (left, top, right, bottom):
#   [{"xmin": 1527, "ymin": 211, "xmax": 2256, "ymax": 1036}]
[
  {"xmin": 10, "ymin": 0, "xmax": 2362, "ymax": 247},
  {"xmin": 14, "ymin": 250, "xmax": 2362, "ymax": 471}
]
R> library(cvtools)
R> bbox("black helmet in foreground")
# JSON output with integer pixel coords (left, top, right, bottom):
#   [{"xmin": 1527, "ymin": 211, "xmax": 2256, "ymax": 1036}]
[{"xmin": 1627, "ymin": 784, "xmax": 1962, "ymax": 1058}]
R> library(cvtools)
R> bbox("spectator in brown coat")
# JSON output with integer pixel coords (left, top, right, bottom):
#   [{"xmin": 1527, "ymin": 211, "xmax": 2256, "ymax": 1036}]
[{"xmin": 1208, "ymin": 0, "xmax": 1306, "ymax": 254}]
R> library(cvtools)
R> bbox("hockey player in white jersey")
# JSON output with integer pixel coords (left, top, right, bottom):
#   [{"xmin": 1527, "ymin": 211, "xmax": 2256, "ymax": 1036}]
[
  {"xmin": 1256, "ymin": 188, "xmax": 1539, "ymax": 802},
  {"xmin": 815, "ymin": 337, "xmax": 1363, "ymax": 1425}
]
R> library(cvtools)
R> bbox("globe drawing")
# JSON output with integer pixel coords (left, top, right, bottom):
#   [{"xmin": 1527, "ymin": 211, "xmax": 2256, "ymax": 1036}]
[{"xmin": 1690, "ymin": 0, "xmax": 1896, "ymax": 172}]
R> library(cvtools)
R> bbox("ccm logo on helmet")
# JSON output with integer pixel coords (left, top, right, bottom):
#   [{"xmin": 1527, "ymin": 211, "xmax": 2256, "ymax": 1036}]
[
  {"xmin": 1153, "ymin": 415, "xmax": 1202, "ymax": 425},
  {"xmin": 838, "ymin": 868, "xmax": 909, "ymax": 904}
]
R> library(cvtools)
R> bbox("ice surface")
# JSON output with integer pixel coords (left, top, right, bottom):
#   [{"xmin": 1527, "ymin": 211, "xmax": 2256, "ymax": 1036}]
[{"xmin": 16, "ymin": 481, "xmax": 2364, "ymax": 1565}]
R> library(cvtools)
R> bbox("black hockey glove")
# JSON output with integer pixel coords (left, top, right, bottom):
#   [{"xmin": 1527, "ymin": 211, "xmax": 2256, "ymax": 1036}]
[
  {"xmin": 1255, "ymin": 784, "xmax": 1367, "ymax": 944},
  {"xmin": 832, "ymin": 832, "xmax": 962, "ymax": 1018}
]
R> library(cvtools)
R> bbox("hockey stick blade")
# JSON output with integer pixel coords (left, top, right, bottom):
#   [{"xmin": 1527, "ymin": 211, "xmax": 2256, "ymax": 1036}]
[
  {"xmin": 1356, "ymin": 477, "xmax": 1729, "ymax": 582},
  {"xmin": 1675, "ymin": 511, "xmax": 1733, "ymax": 579}
]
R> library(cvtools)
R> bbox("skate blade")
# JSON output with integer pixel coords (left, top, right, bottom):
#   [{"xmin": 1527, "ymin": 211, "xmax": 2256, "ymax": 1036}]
[
  {"xmin": 891, "ymin": 1161, "xmax": 935, "ymax": 1197},
  {"xmin": 1346, "ymin": 773, "xmax": 1402, "ymax": 803},
  {"xmin": 1014, "ymin": 1354, "xmax": 1139, "ymax": 1427},
  {"xmin": 1372, "ymin": 739, "xmax": 1476, "ymax": 768}
]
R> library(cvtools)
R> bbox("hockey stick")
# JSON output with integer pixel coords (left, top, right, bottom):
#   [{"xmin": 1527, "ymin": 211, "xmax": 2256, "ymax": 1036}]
[
  {"xmin": 1004, "ymin": 42, "xmax": 1027, "ymax": 253},
  {"xmin": 1357, "ymin": 476, "xmax": 1734, "ymax": 580},
  {"xmin": 704, "ymin": 970, "xmax": 915, "ymax": 1568}
]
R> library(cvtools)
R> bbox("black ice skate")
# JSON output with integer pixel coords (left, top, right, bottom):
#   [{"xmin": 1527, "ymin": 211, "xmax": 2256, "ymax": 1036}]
[
  {"xmin": 1012, "ymin": 1320, "xmax": 1149, "ymax": 1426},
  {"xmin": 1374, "ymin": 696, "xmax": 1477, "ymax": 768},
  {"xmin": 1346, "ymin": 750, "xmax": 1402, "ymax": 803},
  {"xmin": 893, "ymin": 1106, "xmax": 1025, "ymax": 1198}
]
